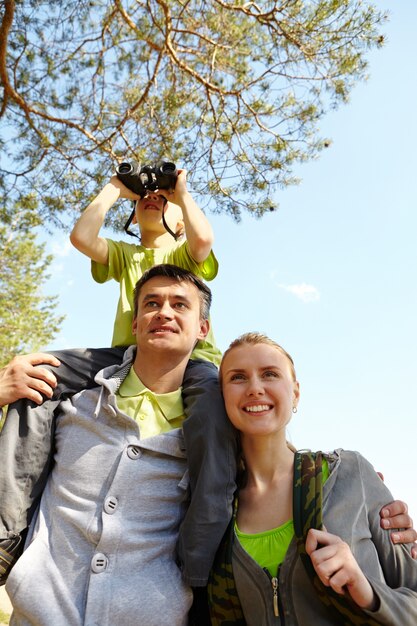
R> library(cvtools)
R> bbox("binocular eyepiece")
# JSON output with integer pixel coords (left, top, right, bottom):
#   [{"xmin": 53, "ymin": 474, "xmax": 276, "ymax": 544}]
[{"xmin": 116, "ymin": 160, "xmax": 178, "ymax": 197}]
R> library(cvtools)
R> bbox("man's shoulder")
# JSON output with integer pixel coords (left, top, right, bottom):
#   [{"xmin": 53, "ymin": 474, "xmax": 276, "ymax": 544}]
[
  {"xmin": 94, "ymin": 346, "xmax": 135, "ymax": 386},
  {"xmin": 67, "ymin": 347, "xmax": 136, "ymax": 408}
]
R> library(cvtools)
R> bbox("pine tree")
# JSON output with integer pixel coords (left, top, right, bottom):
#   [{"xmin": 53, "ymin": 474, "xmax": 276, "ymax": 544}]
[
  {"xmin": 0, "ymin": 203, "xmax": 64, "ymax": 367},
  {"xmin": 0, "ymin": 0, "xmax": 387, "ymax": 224}
]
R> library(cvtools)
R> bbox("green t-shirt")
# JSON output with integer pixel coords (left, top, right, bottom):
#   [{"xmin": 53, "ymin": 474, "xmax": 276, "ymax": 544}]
[
  {"xmin": 235, "ymin": 518, "xmax": 294, "ymax": 578},
  {"xmin": 92, "ymin": 238, "xmax": 222, "ymax": 366},
  {"xmin": 236, "ymin": 458, "xmax": 330, "ymax": 577}
]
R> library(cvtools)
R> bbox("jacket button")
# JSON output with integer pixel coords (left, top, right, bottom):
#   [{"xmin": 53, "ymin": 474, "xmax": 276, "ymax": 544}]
[
  {"xmin": 91, "ymin": 553, "xmax": 108, "ymax": 573},
  {"xmin": 104, "ymin": 496, "xmax": 118, "ymax": 514},
  {"xmin": 127, "ymin": 444, "xmax": 141, "ymax": 460}
]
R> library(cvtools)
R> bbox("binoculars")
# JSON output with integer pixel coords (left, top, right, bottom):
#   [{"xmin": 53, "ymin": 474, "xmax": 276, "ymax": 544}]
[{"xmin": 116, "ymin": 160, "xmax": 178, "ymax": 196}]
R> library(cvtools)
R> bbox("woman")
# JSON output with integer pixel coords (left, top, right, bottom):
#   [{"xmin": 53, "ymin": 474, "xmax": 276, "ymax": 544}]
[{"xmin": 208, "ymin": 332, "xmax": 417, "ymax": 625}]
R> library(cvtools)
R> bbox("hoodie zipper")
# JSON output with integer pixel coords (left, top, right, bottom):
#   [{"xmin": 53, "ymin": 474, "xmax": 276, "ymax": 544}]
[{"xmin": 264, "ymin": 566, "xmax": 282, "ymax": 620}]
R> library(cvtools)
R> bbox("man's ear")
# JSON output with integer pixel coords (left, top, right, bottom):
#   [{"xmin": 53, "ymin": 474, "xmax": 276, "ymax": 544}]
[
  {"xmin": 198, "ymin": 319, "xmax": 210, "ymax": 341},
  {"xmin": 132, "ymin": 317, "xmax": 137, "ymax": 335}
]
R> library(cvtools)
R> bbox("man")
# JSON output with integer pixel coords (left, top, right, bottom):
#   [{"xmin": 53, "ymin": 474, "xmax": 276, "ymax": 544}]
[{"xmin": 4, "ymin": 264, "xmax": 212, "ymax": 625}]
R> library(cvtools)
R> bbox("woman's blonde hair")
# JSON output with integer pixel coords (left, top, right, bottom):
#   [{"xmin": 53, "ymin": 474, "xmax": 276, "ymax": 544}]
[{"xmin": 220, "ymin": 331, "xmax": 297, "ymax": 383}]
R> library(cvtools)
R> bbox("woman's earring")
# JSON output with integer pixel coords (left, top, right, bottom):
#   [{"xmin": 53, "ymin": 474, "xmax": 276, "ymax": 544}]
[{"xmin": 292, "ymin": 406, "xmax": 297, "ymax": 414}]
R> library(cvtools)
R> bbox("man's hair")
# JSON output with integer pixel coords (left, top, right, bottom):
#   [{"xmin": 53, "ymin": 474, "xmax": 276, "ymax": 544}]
[{"xmin": 133, "ymin": 264, "xmax": 212, "ymax": 319}]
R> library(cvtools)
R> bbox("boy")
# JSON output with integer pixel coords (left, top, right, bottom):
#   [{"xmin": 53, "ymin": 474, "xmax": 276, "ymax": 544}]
[{"xmin": 70, "ymin": 168, "xmax": 220, "ymax": 364}]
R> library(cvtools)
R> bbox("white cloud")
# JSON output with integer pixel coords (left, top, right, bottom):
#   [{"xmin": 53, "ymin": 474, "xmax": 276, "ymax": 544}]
[
  {"xmin": 282, "ymin": 283, "xmax": 320, "ymax": 302},
  {"xmin": 279, "ymin": 282, "xmax": 320, "ymax": 302},
  {"xmin": 272, "ymin": 277, "xmax": 320, "ymax": 302}
]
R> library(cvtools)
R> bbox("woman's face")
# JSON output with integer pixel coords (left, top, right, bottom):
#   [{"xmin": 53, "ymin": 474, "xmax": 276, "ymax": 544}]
[{"xmin": 221, "ymin": 343, "xmax": 300, "ymax": 438}]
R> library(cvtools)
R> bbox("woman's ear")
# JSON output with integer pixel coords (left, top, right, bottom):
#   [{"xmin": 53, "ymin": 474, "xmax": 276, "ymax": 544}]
[{"xmin": 293, "ymin": 381, "xmax": 300, "ymax": 409}]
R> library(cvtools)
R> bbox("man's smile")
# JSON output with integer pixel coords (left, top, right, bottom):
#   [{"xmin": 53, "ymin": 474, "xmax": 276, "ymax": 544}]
[{"xmin": 150, "ymin": 325, "xmax": 177, "ymax": 334}]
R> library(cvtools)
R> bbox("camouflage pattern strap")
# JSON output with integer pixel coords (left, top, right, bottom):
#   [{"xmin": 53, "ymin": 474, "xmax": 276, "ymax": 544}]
[
  {"xmin": 293, "ymin": 451, "xmax": 381, "ymax": 626},
  {"xmin": 0, "ymin": 533, "xmax": 25, "ymax": 586},
  {"xmin": 293, "ymin": 449, "xmax": 323, "ymax": 546},
  {"xmin": 207, "ymin": 499, "xmax": 246, "ymax": 625}
]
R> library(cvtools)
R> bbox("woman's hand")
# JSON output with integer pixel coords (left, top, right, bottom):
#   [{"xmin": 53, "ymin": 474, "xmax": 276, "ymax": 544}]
[{"xmin": 305, "ymin": 528, "xmax": 377, "ymax": 611}]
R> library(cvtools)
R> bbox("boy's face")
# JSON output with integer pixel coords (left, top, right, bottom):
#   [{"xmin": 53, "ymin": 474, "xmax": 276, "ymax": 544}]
[
  {"xmin": 132, "ymin": 276, "xmax": 209, "ymax": 359},
  {"xmin": 135, "ymin": 192, "xmax": 183, "ymax": 236}
]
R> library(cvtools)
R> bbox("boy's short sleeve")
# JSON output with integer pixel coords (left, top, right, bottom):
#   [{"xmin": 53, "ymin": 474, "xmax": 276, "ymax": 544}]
[
  {"xmin": 169, "ymin": 241, "xmax": 218, "ymax": 282},
  {"xmin": 91, "ymin": 239, "xmax": 134, "ymax": 284}
]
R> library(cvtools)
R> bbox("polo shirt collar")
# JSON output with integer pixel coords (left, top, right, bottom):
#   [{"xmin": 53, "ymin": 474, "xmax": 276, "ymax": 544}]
[{"xmin": 117, "ymin": 366, "xmax": 184, "ymax": 421}]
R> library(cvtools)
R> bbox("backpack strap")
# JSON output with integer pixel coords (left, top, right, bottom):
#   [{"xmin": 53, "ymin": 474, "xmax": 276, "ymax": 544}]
[
  {"xmin": 207, "ymin": 498, "xmax": 246, "ymax": 625},
  {"xmin": 293, "ymin": 451, "xmax": 381, "ymax": 626}
]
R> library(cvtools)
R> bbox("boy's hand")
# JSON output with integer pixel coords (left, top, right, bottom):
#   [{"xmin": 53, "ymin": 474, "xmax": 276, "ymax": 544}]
[
  {"xmin": 0, "ymin": 353, "xmax": 60, "ymax": 407},
  {"xmin": 157, "ymin": 169, "xmax": 189, "ymax": 206},
  {"xmin": 109, "ymin": 175, "xmax": 141, "ymax": 201},
  {"xmin": 380, "ymin": 500, "xmax": 417, "ymax": 557},
  {"xmin": 306, "ymin": 528, "xmax": 377, "ymax": 611}
]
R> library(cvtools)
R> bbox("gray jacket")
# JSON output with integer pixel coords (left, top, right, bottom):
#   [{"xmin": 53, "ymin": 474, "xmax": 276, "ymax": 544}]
[
  {"xmin": 233, "ymin": 450, "xmax": 417, "ymax": 625},
  {"xmin": 6, "ymin": 349, "xmax": 192, "ymax": 626}
]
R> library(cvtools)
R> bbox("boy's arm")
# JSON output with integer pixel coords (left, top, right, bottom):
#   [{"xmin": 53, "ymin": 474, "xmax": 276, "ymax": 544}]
[
  {"xmin": 70, "ymin": 176, "xmax": 139, "ymax": 264},
  {"xmin": 160, "ymin": 170, "xmax": 214, "ymax": 263}
]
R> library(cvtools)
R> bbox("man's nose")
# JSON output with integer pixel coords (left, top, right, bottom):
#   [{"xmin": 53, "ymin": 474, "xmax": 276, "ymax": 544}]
[{"xmin": 156, "ymin": 301, "xmax": 174, "ymax": 319}]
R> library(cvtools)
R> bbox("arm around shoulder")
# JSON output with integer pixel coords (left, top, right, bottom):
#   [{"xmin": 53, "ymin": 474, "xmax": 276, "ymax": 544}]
[{"xmin": 0, "ymin": 353, "xmax": 60, "ymax": 407}]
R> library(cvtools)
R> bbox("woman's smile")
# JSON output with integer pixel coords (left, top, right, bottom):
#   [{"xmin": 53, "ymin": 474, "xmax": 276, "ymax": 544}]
[{"xmin": 242, "ymin": 403, "xmax": 273, "ymax": 414}]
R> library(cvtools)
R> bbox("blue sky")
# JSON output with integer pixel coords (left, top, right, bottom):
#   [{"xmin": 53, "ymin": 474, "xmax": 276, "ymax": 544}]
[{"xmin": 40, "ymin": 1, "xmax": 417, "ymax": 522}]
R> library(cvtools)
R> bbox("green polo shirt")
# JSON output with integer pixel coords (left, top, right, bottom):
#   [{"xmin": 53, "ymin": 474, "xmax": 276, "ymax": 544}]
[{"xmin": 116, "ymin": 366, "xmax": 185, "ymax": 438}]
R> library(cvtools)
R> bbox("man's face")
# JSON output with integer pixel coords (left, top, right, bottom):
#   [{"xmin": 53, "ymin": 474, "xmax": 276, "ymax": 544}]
[{"xmin": 132, "ymin": 276, "xmax": 209, "ymax": 358}]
